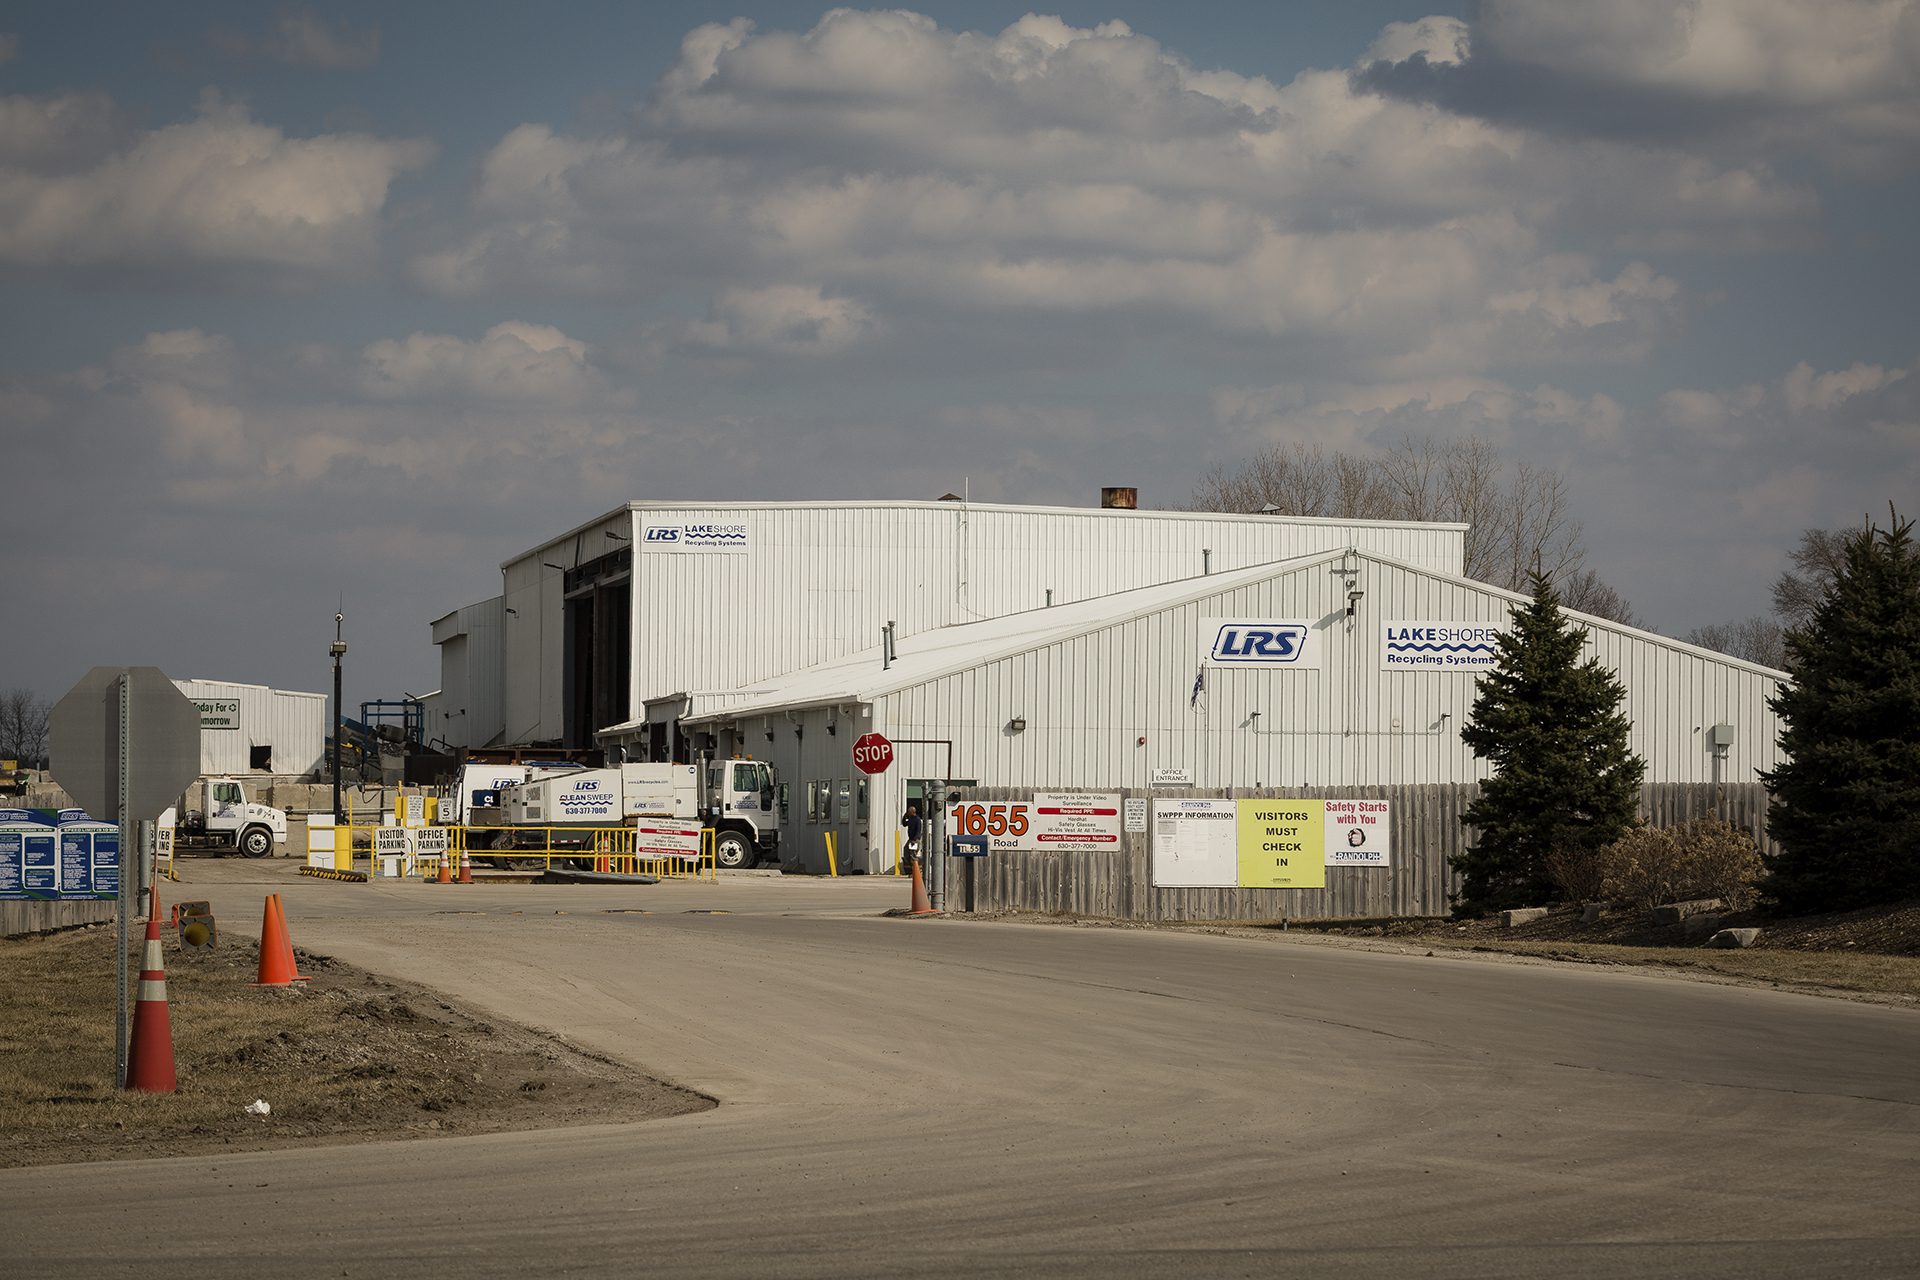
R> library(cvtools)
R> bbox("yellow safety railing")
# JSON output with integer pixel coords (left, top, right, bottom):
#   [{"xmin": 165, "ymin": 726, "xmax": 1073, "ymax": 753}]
[
  {"xmin": 304, "ymin": 820, "xmax": 718, "ymax": 882},
  {"xmin": 455, "ymin": 825, "xmax": 717, "ymax": 882}
]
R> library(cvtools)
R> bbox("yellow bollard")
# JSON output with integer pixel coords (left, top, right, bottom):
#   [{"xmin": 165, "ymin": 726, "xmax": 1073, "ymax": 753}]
[
  {"xmin": 824, "ymin": 831, "xmax": 839, "ymax": 877},
  {"xmin": 893, "ymin": 830, "xmax": 902, "ymax": 876}
]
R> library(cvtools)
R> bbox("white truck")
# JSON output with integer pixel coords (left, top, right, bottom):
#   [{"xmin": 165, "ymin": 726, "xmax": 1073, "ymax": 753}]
[
  {"xmin": 465, "ymin": 757, "xmax": 780, "ymax": 868},
  {"xmin": 162, "ymin": 776, "xmax": 289, "ymax": 858}
]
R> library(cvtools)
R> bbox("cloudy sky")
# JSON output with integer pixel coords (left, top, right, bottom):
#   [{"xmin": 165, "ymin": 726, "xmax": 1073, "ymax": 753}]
[{"xmin": 5, "ymin": 0, "xmax": 1917, "ymax": 711}]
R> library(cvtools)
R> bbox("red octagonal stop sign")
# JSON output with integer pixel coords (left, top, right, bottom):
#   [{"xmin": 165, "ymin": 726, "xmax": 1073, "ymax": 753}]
[{"xmin": 852, "ymin": 732, "xmax": 894, "ymax": 775}]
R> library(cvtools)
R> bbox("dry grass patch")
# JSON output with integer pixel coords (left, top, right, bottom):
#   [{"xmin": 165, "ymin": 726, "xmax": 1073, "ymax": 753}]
[{"xmin": 0, "ymin": 923, "xmax": 711, "ymax": 1168}]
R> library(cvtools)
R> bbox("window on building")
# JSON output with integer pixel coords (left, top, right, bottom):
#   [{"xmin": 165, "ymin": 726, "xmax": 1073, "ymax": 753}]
[{"xmin": 249, "ymin": 745, "xmax": 272, "ymax": 771}]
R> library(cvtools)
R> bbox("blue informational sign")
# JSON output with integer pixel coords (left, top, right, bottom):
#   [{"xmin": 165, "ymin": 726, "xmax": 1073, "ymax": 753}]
[
  {"xmin": 60, "ymin": 831, "xmax": 93, "ymax": 897},
  {"xmin": 57, "ymin": 808, "xmax": 94, "ymax": 825},
  {"xmin": 950, "ymin": 835, "xmax": 989, "ymax": 858},
  {"xmin": 89, "ymin": 830, "xmax": 118, "ymax": 899},
  {"xmin": 0, "ymin": 831, "xmax": 24, "ymax": 898},
  {"xmin": 0, "ymin": 809, "xmax": 34, "ymax": 824},
  {"xmin": 22, "ymin": 831, "xmax": 58, "ymax": 898}
]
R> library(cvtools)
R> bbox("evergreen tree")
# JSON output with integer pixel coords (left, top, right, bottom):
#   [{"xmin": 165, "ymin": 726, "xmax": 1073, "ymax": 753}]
[
  {"xmin": 1761, "ymin": 511, "xmax": 1920, "ymax": 914},
  {"xmin": 1455, "ymin": 573, "xmax": 1645, "ymax": 913}
]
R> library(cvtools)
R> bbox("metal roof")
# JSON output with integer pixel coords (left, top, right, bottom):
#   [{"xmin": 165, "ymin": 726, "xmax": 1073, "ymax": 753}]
[
  {"xmin": 684, "ymin": 545, "xmax": 1787, "ymax": 726},
  {"xmin": 683, "ymin": 551, "xmax": 1343, "ymax": 723}
]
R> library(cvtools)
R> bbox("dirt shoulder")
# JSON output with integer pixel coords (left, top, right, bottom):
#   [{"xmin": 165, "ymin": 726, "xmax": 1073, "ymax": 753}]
[
  {"xmin": 981, "ymin": 898, "xmax": 1920, "ymax": 1007},
  {"xmin": 0, "ymin": 922, "xmax": 712, "ymax": 1169}
]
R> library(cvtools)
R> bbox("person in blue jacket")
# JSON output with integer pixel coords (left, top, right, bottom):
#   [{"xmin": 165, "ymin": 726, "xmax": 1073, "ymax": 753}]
[{"xmin": 901, "ymin": 803, "xmax": 923, "ymax": 872}]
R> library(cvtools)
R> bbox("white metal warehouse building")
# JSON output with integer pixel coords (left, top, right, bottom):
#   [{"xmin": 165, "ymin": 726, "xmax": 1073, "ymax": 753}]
[
  {"xmin": 171, "ymin": 678, "xmax": 327, "ymax": 778},
  {"xmin": 679, "ymin": 547, "xmax": 1785, "ymax": 876},
  {"xmin": 432, "ymin": 493, "xmax": 1471, "ymax": 754}
]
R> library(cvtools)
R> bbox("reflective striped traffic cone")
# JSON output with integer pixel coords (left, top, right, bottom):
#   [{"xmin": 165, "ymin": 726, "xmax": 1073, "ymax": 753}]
[
  {"xmin": 456, "ymin": 849, "xmax": 472, "ymax": 885},
  {"xmin": 436, "ymin": 852, "xmax": 453, "ymax": 884},
  {"xmin": 126, "ymin": 884, "xmax": 177, "ymax": 1093}
]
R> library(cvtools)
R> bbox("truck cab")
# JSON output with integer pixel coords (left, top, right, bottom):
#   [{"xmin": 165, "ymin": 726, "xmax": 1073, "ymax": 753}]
[
  {"xmin": 703, "ymin": 757, "xmax": 779, "ymax": 869},
  {"xmin": 168, "ymin": 776, "xmax": 288, "ymax": 857}
]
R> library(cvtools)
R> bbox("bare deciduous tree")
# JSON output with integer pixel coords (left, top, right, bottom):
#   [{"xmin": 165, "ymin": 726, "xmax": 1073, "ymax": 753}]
[
  {"xmin": 1771, "ymin": 526, "xmax": 1855, "ymax": 628},
  {"xmin": 1190, "ymin": 435, "xmax": 1634, "ymax": 621},
  {"xmin": 0, "ymin": 688, "xmax": 51, "ymax": 767},
  {"xmin": 1683, "ymin": 616, "xmax": 1786, "ymax": 669}
]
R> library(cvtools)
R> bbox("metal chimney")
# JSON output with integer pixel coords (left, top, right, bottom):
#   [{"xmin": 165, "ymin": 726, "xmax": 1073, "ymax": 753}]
[{"xmin": 1100, "ymin": 487, "xmax": 1138, "ymax": 510}]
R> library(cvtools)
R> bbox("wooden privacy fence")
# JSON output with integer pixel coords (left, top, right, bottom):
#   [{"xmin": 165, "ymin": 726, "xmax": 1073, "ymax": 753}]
[{"xmin": 953, "ymin": 783, "xmax": 1773, "ymax": 922}]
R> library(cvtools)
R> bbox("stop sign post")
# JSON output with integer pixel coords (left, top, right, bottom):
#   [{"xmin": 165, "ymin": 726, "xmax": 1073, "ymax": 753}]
[
  {"xmin": 50, "ymin": 667, "xmax": 202, "ymax": 1089},
  {"xmin": 852, "ymin": 732, "xmax": 894, "ymax": 775}
]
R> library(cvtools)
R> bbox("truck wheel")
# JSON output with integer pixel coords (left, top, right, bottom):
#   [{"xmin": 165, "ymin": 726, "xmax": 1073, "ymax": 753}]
[
  {"xmin": 239, "ymin": 826, "xmax": 274, "ymax": 858},
  {"xmin": 714, "ymin": 831, "xmax": 756, "ymax": 869}
]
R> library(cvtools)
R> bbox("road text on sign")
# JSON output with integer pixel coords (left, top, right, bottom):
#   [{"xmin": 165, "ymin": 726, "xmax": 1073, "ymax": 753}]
[{"xmin": 852, "ymin": 732, "xmax": 894, "ymax": 775}]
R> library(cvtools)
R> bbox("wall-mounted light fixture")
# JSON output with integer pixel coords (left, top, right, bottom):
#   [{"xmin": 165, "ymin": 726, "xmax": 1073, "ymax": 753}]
[
  {"xmin": 1006, "ymin": 715, "xmax": 1027, "ymax": 733},
  {"xmin": 504, "ymin": 606, "xmax": 519, "ymax": 616},
  {"xmin": 543, "ymin": 561, "xmax": 566, "ymax": 572},
  {"xmin": 1346, "ymin": 587, "xmax": 1366, "ymax": 618},
  {"xmin": 606, "ymin": 530, "xmax": 629, "ymax": 542}
]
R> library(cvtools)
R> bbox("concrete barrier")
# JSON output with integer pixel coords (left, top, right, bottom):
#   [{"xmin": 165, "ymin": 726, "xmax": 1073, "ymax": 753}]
[
  {"xmin": 1652, "ymin": 898, "xmax": 1724, "ymax": 925},
  {"xmin": 1500, "ymin": 907, "xmax": 1550, "ymax": 927}
]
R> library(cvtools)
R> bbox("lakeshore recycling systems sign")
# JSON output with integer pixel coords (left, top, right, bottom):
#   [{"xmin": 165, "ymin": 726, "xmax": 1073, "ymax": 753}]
[{"xmin": 1380, "ymin": 621, "xmax": 1507, "ymax": 671}]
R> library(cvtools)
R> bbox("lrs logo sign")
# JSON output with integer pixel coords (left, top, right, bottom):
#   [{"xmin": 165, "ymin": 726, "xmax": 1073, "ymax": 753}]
[
  {"xmin": 643, "ymin": 527, "xmax": 681, "ymax": 542},
  {"xmin": 1203, "ymin": 620, "xmax": 1319, "ymax": 668}
]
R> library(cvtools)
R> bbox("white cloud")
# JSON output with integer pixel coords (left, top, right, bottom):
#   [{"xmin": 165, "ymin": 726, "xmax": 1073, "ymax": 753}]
[
  {"xmin": 357, "ymin": 322, "xmax": 625, "ymax": 407},
  {"xmin": 209, "ymin": 9, "xmax": 380, "ymax": 70},
  {"xmin": 0, "ymin": 92, "xmax": 125, "ymax": 171},
  {"xmin": 414, "ymin": 11, "xmax": 1784, "ymax": 377},
  {"xmin": 1363, "ymin": 17, "xmax": 1472, "ymax": 67},
  {"xmin": 0, "ymin": 92, "xmax": 431, "ymax": 273},
  {"xmin": 1369, "ymin": 0, "xmax": 1920, "ymax": 171},
  {"xmin": 683, "ymin": 286, "xmax": 878, "ymax": 355}
]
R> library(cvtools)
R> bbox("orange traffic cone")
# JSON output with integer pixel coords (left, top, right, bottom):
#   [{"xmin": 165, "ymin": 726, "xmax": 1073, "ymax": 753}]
[
  {"xmin": 436, "ymin": 851, "xmax": 452, "ymax": 883},
  {"xmin": 908, "ymin": 859, "xmax": 938, "ymax": 916},
  {"xmin": 456, "ymin": 850, "xmax": 472, "ymax": 884},
  {"xmin": 126, "ymin": 884, "xmax": 177, "ymax": 1093},
  {"xmin": 252, "ymin": 893, "xmax": 310, "ymax": 986}
]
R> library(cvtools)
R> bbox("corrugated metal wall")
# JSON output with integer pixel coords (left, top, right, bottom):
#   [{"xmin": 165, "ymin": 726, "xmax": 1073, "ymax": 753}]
[
  {"xmin": 954, "ymin": 782, "xmax": 1773, "ymax": 920},
  {"xmin": 429, "ymin": 597, "xmax": 505, "ymax": 749},
  {"xmin": 496, "ymin": 502, "xmax": 1467, "ymax": 743},
  {"xmin": 173, "ymin": 680, "xmax": 327, "ymax": 777},
  {"xmin": 852, "ymin": 553, "xmax": 1783, "ymax": 875},
  {"xmin": 631, "ymin": 504, "xmax": 1467, "ymax": 707}
]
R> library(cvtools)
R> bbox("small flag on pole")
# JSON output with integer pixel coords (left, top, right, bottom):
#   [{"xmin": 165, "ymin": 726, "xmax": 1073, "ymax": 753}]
[{"xmin": 1189, "ymin": 664, "xmax": 1206, "ymax": 708}]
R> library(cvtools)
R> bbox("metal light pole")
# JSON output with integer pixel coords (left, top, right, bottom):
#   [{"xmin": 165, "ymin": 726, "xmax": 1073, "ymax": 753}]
[{"xmin": 330, "ymin": 612, "xmax": 347, "ymax": 823}]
